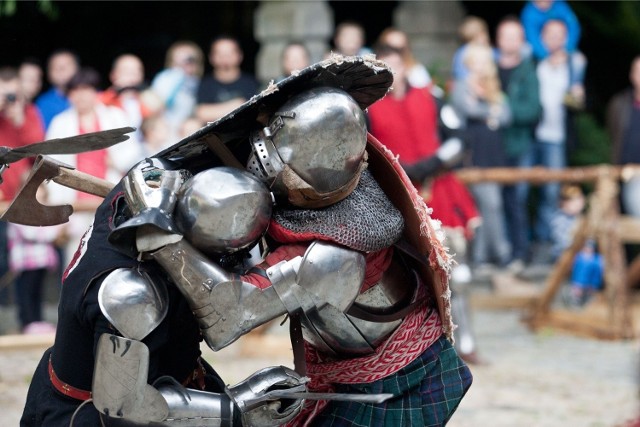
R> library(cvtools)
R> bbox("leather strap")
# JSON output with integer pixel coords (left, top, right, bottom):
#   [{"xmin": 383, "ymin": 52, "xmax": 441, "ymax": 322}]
[
  {"xmin": 48, "ymin": 355, "xmax": 92, "ymax": 401},
  {"xmin": 394, "ymin": 238, "xmax": 430, "ymax": 268},
  {"xmin": 289, "ymin": 314, "xmax": 307, "ymax": 376},
  {"xmin": 347, "ymin": 299, "xmax": 422, "ymax": 323},
  {"xmin": 182, "ymin": 357, "xmax": 207, "ymax": 390},
  {"xmin": 204, "ymin": 134, "xmax": 244, "ymax": 169}
]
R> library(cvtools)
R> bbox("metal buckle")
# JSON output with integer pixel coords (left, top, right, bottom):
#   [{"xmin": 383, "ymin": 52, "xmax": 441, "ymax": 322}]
[
  {"xmin": 265, "ymin": 111, "xmax": 295, "ymax": 137},
  {"xmin": 0, "ymin": 163, "xmax": 7, "ymax": 184}
]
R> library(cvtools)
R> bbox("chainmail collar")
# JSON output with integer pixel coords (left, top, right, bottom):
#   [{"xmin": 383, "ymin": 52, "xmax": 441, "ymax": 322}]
[{"xmin": 271, "ymin": 169, "xmax": 404, "ymax": 252}]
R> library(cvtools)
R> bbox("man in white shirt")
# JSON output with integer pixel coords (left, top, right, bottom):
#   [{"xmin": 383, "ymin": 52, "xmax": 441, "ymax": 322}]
[{"xmin": 534, "ymin": 19, "xmax": 585, "ymax": 247}]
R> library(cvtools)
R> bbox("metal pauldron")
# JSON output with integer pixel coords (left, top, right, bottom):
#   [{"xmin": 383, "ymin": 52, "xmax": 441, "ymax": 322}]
[
  {"xmin": 270, "ymin": 243, "xmax": 419, "ymax": 356},
  {"xmin": 174, "ymin": 167, "xmax": 273, "ymax": 256},
  {"xmin": 98, "ymin": 268, "xmax": 169, "ymax": 341}
]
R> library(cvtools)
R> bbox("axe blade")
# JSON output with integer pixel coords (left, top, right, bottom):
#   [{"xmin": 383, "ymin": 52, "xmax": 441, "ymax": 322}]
[{"xmin": 1, "ymin": 156, "xmax": 74, "ymax": 226}]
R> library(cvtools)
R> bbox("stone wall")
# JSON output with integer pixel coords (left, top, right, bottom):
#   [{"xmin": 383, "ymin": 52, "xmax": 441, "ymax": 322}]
[
  {"xmin": 254, "ymin": 1, "xmax": 333, "ymax": 84},
  {"xmin": 394, "ymin": 1, "xmax": 465, "ymax": 81},
  {"xmin": 253, "ymin": 0, "xmax": 465, "ymax": 85}
]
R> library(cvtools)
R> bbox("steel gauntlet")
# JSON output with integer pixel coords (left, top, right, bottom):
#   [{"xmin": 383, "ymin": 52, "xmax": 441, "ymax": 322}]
[
  {"xmin": 110, "ymin": 158, "xmax": 189, "ymax": 253},
  {"xmin": 227, "ymin": 366, "xmax": 306, "ymax": 427}
]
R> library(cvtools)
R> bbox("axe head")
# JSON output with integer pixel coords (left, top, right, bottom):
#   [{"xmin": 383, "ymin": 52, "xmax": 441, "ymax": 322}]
[{"xmin": 1, "ymin": 156, "xmax": 73, "ymax": 226}]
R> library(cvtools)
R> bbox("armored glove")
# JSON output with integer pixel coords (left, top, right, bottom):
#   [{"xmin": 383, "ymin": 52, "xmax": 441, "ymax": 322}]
[
  {"xmin": 109, "ymin": 158, "xmax": 189, "ymax": 254},
  {"xmin": 403, "ymin": 137, "xmax": 465, "ymax": 183},
  {"xmin": 226, "ymin": 366, "xmax": 306, "ymax": 427}
]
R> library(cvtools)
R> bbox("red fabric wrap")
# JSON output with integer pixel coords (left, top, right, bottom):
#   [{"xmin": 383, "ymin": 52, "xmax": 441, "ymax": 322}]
[{"xmin": 286, "ymin": 306, "xmax": 442, "ymax": 427}]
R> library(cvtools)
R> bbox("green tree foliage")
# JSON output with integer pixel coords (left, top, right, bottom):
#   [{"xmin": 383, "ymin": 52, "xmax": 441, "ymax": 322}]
[
  {"xmin": 0, "ymin": 0, "xmax": 58, "ymax": 19},
  {"xmin": 569, "ymin": 112, "xmax": 611, "ymax": 167},
  {"xmin": 572, "ymin": 1, "xmax": 640, "ymax": 52}
]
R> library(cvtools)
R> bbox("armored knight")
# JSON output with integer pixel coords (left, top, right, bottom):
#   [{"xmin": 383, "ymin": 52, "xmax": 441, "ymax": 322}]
[{"xmin": 20, "ymin": 56, "xmax": 471, "ymax": 427}]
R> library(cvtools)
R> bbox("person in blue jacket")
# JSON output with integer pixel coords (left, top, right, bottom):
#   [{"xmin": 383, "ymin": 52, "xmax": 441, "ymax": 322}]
[
  {"xmin": 569, "ymin": 239, "xmax": 604, "ymax": 307},
  {"xmin": 521, "ymin": 0, "xmax": 581, "ymax": 59}
]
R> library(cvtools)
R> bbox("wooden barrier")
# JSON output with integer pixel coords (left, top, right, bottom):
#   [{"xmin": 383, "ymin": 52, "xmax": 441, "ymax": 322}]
[{"xmin": 457, "ymin": 164, "xmax": 639, "ymax": 340}]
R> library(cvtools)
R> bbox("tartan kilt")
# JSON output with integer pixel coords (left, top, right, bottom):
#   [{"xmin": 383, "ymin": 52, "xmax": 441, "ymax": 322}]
[{"xmin": 308, "ymin": 335, "xmax": 472, "ymax": 427}]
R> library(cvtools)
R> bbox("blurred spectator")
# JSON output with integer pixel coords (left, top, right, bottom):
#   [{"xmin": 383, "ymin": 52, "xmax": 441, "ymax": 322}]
[
  {"xmin": 195, "ymin": 35, "xmax": 259, "ymax": 123},
  {"xmin": 0, "ymin": 66, "xmax": 45, "ymax": 307},
  {"xmin": 8, "ymin": 184, "xmax": 64, "ymax": 334},
  {"xmin": 18, "ymin": 58, "xmax": 43, "ymax": 103},
  {"xmin": 368, "ymin": 46, "xmax": 478, "ymax": 238},
  {"xmin": 568, "ymin": 239, "xmax": 603, "ymax": 307},
  {"xmin": 377, "ymin": 27, "xmax": 432, "ymax": 89},
  {"xmin": 277, "ymin": 41, "xmax": 310, "ymax": 82},
  {"xmin": 100, "ymin": 54, "xmax": 163, "ymax": 130},
  {"xmin": 140, "ymin": 114, "xmax": 173, "ymax": 156},
  {"xmin": 607, "ymin": 55, "xmax": 640, "ymax": 218},
  {"xmin": 521, "ymin": 0, "xmax": 581, "ymax": 60},
  {"xmin": 46, "ymin": 67, "xmax": 142, "ymax": 263},
  {"xmin": 369, "ymin": 45, "xmax": 481, "ymax": 362},
  {"xmin": 332, "ymin": 20, "xmax": 372, "ymax": 57},
  {"xmin": 0, "ymin": 67, "xmax": 45, "ymax": 204},
  {"xmin": 152, "ymin": 41, "xmax": 204, "ymax": 133},
  {"xmin": 451, "ymin": 44, "xmax": 513, "ymax": 273},
  {"xmin": 550, "ymin": 184, "xmax": 585, "ymax": 260},
  {"xmin": 533, "ymin": 19, "xmax": 586, "ymax": 243},
  {"xmin": 496, "ymin": 16, "xmax": 542, "ymax": 270},
  {"xmin": 35, "ymin": 49, "xmax": 79, "ymax": 129},
  {"xmin": 451, "ymin": 16, "xmax": 491, "ymax": 82},
  {"xmin": 179, "ymin": 117, "xmax": 204, "ymax": 139}
]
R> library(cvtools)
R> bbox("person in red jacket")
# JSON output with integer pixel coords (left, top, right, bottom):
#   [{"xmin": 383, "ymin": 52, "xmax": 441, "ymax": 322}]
[
  {"xmin": 0, "ymin": 66, "xmax": 45, "ymax": 307},
  {"xmin": 368, "ymin": 45, "xmax": 483, "ymax": 363},
  {"xmin": 0, "ymin": 66, "xmax": 45, "ymax": 204}
]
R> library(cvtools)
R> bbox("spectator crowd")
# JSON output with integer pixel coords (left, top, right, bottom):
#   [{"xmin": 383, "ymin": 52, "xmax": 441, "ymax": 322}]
[{"xmin": 0, "ymin": 0, "xmax": 636, "ymax": 336}]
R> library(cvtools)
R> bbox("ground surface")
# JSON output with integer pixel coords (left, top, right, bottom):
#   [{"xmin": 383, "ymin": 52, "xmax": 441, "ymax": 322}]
[{"xmin": 0, "ymin": 295, "xmax": 638, "ymax": 426}]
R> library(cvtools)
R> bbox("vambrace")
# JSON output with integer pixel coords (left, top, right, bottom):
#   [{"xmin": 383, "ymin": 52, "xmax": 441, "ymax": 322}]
[
  {"xmin": 151, "ymin": 239, "xmax": 366, "ymax": 352},
  {"xmin": 151, "ymin": 239, "xmax": 289, "ymax": 350}
]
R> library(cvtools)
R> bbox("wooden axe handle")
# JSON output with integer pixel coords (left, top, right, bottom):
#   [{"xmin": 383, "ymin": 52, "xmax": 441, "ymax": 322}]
[{"xmin": 53, "ymin": 167, "xmax": 114, "ymax": 198}]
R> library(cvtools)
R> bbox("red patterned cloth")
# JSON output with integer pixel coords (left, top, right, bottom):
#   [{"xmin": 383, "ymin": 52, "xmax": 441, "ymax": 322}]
[{"xmin": 287, "ymin": 306, "xmax": 442, "ymax": 426}]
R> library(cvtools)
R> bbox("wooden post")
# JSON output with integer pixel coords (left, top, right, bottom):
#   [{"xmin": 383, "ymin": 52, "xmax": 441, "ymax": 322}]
[
  {"xmin": 525, "ymin": 166, "xmax": 635, "ymax": 339},
  {"xmin": 455, "ymin": 164, "xmax": 640, "ymax": 185}
]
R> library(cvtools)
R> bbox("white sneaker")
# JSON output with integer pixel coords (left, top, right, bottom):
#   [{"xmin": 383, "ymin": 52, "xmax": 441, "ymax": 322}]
[
  {"xmin": 23, "ymin": 321, "xmax": 56, "ymax": 335},
  {"xmin": 506, "ymin": 259, "xmax": 526, "ymax": 275}
]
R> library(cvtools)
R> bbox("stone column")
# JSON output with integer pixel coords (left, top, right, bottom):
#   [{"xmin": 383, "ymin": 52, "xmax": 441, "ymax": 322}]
[
  {"xmin": 394, "ymin": 1, "xmax": 465, "ymax": 81},
  {"xmin": 254, "ymin": 1, "xmax": 333, "ymax": 84}
]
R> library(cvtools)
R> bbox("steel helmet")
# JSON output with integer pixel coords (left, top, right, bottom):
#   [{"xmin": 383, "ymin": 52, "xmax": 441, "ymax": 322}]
[
  {"xmin": 246, "ymin": 86, "xmax": 368, "ymax": 208},
  {"xmin": 174, "ymin": 167, "xmax": 272, "ymax": 255}
]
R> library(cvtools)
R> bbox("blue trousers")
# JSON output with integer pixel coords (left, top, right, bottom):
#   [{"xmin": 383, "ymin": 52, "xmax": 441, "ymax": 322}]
[{"xmin": 533, "ymin": 141, "xmax": 566, "ymax": 242}]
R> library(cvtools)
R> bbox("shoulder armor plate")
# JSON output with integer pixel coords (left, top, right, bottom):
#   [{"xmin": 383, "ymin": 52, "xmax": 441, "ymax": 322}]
[
  {"xmin": 296, "ymin": 241, "xmax": 365, "ymax": 311},
  {"xmin": 98, "ymin": 268, "xmax": 169, "ymax": 340}
]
